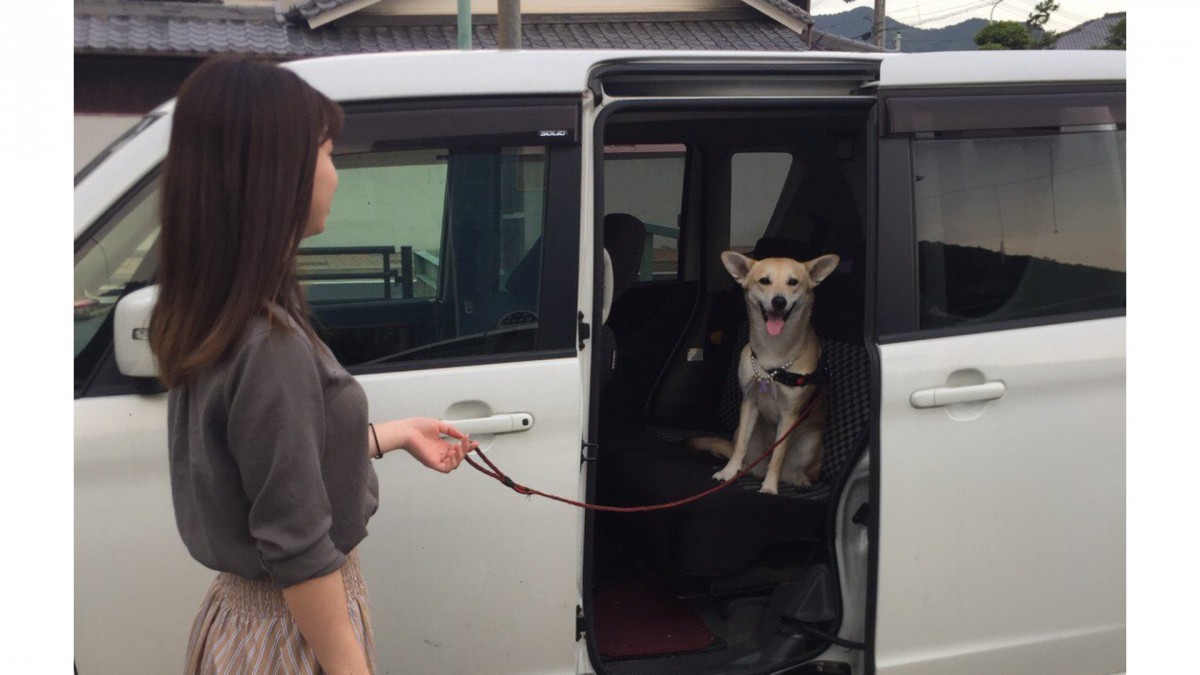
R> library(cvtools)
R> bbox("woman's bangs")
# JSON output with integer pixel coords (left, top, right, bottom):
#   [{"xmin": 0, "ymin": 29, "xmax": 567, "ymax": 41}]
[{"xmin": 318, "ymin": 93, "xmax": 344, "ymax": 143}]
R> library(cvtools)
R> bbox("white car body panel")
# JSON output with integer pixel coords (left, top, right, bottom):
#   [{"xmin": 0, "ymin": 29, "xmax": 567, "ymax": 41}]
[
  {"xmin": 352, "ymin": 360, "xmax": 584, "ymax": 674},
  {"xmin": 874, "ymin": 317, "xmax": 1125, "ymax": 674},
  {"xmin": 74, "ymin": 393, "xmax": 213, "ymax": 673},
  {"xmin": 877, "ymin": 49, "xmax": 1126, "ymax": 87},
  {"xmin": 76, "ymin": 358, "xmax": 585, "ymax": 673},
  {"xmin": 281, "ymin": 49, "xmax": 885, "ymax": 103}
]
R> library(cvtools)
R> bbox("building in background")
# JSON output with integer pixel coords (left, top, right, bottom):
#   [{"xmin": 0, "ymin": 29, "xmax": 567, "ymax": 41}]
[
  {"xmin": 1050, "ymin": 11, "xmax": 1125, "ymax": 50},
  {"xmin": 75, "ymin": 0, "xmax": 876, "ymax": 170}
]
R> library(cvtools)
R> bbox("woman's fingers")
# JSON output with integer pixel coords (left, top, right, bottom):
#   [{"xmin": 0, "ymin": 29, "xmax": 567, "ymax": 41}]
[{"xmin": 438, "ymin": 421, "xmax": 467, "ymax": 440}]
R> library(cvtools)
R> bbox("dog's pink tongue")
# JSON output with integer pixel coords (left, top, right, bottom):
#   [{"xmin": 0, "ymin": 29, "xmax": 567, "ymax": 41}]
[{"xmin": 766, "ymin": 316, "xmax": 785, "ymax": 336}]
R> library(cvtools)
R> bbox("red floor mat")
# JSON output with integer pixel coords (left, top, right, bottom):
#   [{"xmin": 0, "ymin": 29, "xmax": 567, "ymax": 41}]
[{"xmin": 593, "ymin": 579, "xmax": 718, "ymax": 659}]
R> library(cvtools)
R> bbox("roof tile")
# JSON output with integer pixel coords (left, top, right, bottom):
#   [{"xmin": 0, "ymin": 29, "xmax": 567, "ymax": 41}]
[
  {"xmin": 75, "ymin": 12, "xmax": 862, "ymax": 57},
  {"xmin": 1051, "ymin": 12, "xmax": 1124, "ymax": 50}
]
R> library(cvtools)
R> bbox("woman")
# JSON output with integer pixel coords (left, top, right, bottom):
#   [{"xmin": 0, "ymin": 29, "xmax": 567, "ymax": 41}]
[{"xmin": 149, "ymin": 56, "xmax": 472, "ymax": 674}]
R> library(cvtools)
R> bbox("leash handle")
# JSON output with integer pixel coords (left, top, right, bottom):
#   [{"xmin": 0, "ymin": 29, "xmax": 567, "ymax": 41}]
[{"xmin": 464, "ymin": 385, "xmax": 823, "ymax": 513}]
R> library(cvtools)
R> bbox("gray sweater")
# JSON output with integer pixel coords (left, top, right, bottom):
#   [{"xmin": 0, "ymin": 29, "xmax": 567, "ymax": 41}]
[{"xmin": 168, "ymin": 313, "xmax": 379, "ymax": 587}]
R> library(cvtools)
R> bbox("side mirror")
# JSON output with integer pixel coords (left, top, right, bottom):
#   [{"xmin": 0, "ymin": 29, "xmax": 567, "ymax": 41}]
[{"xmin": 113, "ymin": 285, "xmax": 159, "ymax": 378}]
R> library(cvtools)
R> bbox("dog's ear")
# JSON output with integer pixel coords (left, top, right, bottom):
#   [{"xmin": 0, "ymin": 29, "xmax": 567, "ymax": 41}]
[
  {"xmin": 805, "ymin": 254, "xmax": 840, "ymax": 286},
  {"xmin": 721, "ymin": 251, "xmax": 754, "ymax": 285}
]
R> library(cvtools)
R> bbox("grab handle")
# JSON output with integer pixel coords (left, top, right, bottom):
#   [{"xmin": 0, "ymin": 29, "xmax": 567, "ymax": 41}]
[
  {"xmin": 910, "ymin": 382, "xmax": 1006, "ymax": 409},
  {"xmin": 444, "ymin": 413, "xmax": 534, "ymax": 436}
]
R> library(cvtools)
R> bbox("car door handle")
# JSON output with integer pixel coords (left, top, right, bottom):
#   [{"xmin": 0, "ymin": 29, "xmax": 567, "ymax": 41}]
[
  {"xmin": 910, "ymin": 382, "xmax": 1006, "ymax": 409},
  {"xmin": 443, "ymin": 413, "xmax": 534, "ymax": 436}
]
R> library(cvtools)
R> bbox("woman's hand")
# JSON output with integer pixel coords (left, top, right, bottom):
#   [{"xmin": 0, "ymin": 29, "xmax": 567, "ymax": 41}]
[{"xmin": 392, "ymin": 417, "xmax": 473, "ymax": 473}]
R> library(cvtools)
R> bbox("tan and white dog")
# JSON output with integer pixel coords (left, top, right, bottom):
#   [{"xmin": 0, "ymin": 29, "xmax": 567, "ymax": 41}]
[{"xmin": 689, "ymin": 251, "xmax": 840, "ymax": 494}]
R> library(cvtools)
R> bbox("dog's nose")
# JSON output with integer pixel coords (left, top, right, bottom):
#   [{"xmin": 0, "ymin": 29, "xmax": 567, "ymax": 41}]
[{"xmin": 771, "ymin": 296, "xmax": 787, "ymax": 311}]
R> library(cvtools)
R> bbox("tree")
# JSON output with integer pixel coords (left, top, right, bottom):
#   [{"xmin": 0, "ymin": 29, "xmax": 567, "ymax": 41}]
[
  {"xmin": 1026, "ymin": 1, "xmax": 1059, "ymax": 29},
  {"xmin": 1101, "ymin": 18, "xmax": 1126, "ymax": 50},
  {"xmin": 974, "ymin": 20, "xmax": 1032, "ymax": 50},
  {"xmin": 1025, "ymin": 1, "xmax": 1060, "ymax": 49}
]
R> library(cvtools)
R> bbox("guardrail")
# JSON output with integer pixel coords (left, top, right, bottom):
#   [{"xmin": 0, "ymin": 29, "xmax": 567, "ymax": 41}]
[
  {"xmin": 297, "ymin": 222, "xmax": 677, "ymax": 300},
  {"xmin": 298, "ymin": 245, "xmax": 439, "ymax": 300}
]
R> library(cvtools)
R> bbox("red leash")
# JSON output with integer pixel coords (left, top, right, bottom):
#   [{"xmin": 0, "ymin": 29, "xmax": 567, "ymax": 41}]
[{"xmin": 463, "ymin": 385, "xmax": 823, "ymax": 513}]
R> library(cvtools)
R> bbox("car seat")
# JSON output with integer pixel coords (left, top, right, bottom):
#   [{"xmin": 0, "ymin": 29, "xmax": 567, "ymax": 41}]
[
  {"xmin": 598, "ymin": 213, "xmax": 647, "ymax": 390},
  {"xmin": 603, "ymin": 237, "xmax": 871, "ymax": 578}
]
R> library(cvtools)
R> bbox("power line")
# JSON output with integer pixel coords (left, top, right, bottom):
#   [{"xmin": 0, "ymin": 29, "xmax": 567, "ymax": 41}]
[
  {"xmin": 893, "ymin": 0, "xmax": 981, "ymax": 14},
  {"xmin": 1002, "ymin": 0, "xmax": 1095, "ymax": 30},
  {"xmin": 908, "ymin": 1, "xmax": 1001, "ymax": 27},
  {"xmin": 891, "ymin": 0, "xmax": 986, "ymax": 21},
  {"xmin": 1006, "ymin": 0, "xmax": 1091, "ymax": 21},
  {"xmin": 814, "ymin": 0, "xmax": 1104, "ymax": 32}
]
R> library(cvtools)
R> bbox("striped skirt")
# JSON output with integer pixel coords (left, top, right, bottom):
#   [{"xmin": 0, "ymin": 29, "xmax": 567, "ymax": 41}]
[{"xmin": 184, "ymin": 550, "xmax": 376, "ymax": 674}]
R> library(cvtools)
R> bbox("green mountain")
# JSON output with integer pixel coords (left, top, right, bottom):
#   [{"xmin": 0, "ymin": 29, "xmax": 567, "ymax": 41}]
[{"xmin": 814, "ymin": 7, "xmax": 989, "ymax": 52}]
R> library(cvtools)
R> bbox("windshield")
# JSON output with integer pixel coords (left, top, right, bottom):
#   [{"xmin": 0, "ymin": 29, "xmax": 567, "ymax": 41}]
[{"xmin": 75, "ymin": 113, "xmax": 165, "ymax": 186}]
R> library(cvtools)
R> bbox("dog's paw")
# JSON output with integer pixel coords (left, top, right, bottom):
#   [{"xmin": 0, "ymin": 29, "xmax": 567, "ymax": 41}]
[
  {"xmin": 712, "ymin": 466, "xmax": 740, "ymax": 483},
  {"xmin": 781, "ymin": 469, "xmax": 813, "ymax": 489},
  {"xmin": 759, "ymin": 480, "xmax": 780, "ymax": 495}
]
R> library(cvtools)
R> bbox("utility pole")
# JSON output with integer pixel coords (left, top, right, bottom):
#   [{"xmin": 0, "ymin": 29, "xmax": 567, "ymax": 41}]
[
  {"xmin": 498, "ymin": 0, "xmax": 521, "ymax": 50},
  {"xmin": 457, "ymin": 0, "xmax": 471, "ymax": 50},
  {"xmin": 873, "ymin": 0, "xmax": 886, "ymax": 49}
]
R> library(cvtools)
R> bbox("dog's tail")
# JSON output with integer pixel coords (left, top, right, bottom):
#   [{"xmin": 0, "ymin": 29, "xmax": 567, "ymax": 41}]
[{"xmin": 687, "ymin": 436, "xmax": 734, "ymax": 460}]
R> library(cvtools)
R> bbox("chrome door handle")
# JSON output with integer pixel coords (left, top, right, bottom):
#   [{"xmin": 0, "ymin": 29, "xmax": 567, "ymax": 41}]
[
  {"xmin": 443, "ymin": 413, "xmax": 534, "ymax": 435},
  {"xmin": 910, "ymin": 382, "xmax": 1006, "ymax": 409}
]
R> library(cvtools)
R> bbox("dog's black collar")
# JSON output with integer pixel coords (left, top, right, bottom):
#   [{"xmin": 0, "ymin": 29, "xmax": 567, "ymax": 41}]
[{"xmin": 750, "ymin": 350, "xmax": 828, "ymax": 388}]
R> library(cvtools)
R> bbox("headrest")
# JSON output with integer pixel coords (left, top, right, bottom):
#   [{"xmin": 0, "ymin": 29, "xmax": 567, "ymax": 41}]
[
  {"xmin": 749, "ymin": 236, "xmax": 820, "ymax": 262},
  {"xmin": 604, "ymin": 213, "xmax": 647, "ymax": 300}
]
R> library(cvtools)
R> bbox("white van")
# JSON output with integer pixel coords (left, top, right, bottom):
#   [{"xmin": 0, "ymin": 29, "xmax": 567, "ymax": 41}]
[{"xmin": 74, "ymin": 49, "xmax": 1125, "ymax": 675}]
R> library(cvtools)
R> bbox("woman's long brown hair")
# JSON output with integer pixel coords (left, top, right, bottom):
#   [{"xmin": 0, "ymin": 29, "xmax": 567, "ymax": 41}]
[{"xmin": 150, "ymin": 56, "xmax": 343, "ymax": 388}]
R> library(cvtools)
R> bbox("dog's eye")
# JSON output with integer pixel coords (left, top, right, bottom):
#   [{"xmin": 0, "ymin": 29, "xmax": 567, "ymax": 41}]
[
  {"xmin": 787, "ymin": 278, "xmax": 799, "ymax": 287},
  {"xmin": 758, "ymin": 277, "xmax": 771, "ymax": 285}
]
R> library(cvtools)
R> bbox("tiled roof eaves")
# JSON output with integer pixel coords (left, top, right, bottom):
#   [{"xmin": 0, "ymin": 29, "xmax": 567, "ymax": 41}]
[
  {"xmin": 76, "ymin": 0, "xmax": 275, "ymax": 22},
  {"xmin": 279, "ymin": 0, "xmax": 370, "ymax": 23},
  {"xmin": 1051, "ymin": 12, "xmax": 1125, "ymax": 50},
  {"xmin": 747, "ymin": 0, "xmax": 815, "ymax": 24},
  {"xmin": 75, "ymin": 14, "xmax": 835, "ymax": 57}
]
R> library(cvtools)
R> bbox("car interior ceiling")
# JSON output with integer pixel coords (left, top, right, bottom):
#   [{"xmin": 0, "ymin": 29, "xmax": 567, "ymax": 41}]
[{"xmin": 590, "ymin": 107, "xmax": 872, "ymax": 674}]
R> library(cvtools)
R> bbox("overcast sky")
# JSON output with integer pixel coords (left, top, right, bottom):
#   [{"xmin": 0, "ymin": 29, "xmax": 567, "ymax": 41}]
[{"xmin": 811, "ymin": 0, "xmax": 1125, "ymax": 32}]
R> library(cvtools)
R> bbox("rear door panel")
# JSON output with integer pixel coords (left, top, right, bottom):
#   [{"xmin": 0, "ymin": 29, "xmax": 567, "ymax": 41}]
[
  {"xmin": 875, "ymin": 320, "xmax": 1124, "ymax": 674},
  {"xmin": 871, "ymin": 52, "xmax": 1126, "ymax": 674}
]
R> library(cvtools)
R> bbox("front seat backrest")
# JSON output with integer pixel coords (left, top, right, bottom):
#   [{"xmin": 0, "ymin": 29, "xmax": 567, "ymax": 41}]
[{"xmin": 601, "ymin": 213, "xmax": 647, "ymax": 323}]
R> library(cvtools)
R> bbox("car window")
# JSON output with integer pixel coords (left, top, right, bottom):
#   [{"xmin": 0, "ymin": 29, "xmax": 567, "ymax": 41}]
[
  {"xmin": 603, "ymin": 144, "xmax": 685, "ymax": 281},
  {"xmin": 74, "ymin": 100, "xmax": 580, "ymax": 396},
  {"xmin": 301, "ymin": 148, "xmax": 450, "ymax": 304},
  {"xmin": 730, "ymin": 152, "xmax": 793, "ymax": 252},
  {"xmin": 309, "ymin": 144, "xmax": 550, "ymax": 366},
  {"xmin": 914, "ymin": 127, "xmax": 1126, "ymax": 328},
  {"xmin": 74, "ymin": 181, "xmax": 160, "ymax": 390}
]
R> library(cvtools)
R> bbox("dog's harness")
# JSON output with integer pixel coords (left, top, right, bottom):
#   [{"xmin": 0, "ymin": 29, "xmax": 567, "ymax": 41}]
[{"xmin": 749, "ymin": 351, "xmax": 828, "ymax": 392}]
